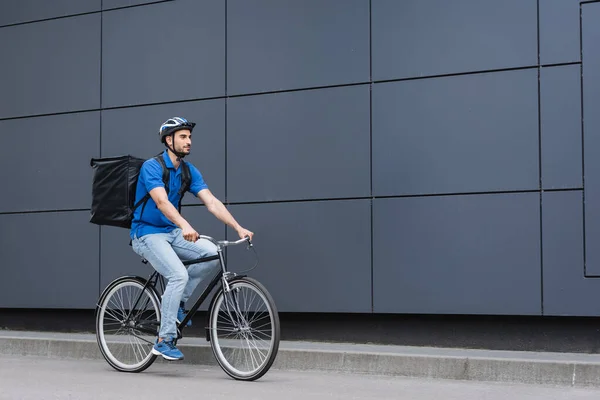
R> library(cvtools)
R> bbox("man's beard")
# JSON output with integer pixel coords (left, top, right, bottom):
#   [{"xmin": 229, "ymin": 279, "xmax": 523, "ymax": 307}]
[{"xmin": 176, "ymin": 145, "xmax": 191, "ymax": 155}]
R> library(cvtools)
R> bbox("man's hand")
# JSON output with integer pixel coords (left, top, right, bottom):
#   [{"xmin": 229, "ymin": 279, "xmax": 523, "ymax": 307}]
[
  {"xmin": 182, "ymin": 223, "xmax": 199, "ymax": 242},
  {"xmin": 236, "ymin": 226, "xmax": 254, "ymax": 241}
]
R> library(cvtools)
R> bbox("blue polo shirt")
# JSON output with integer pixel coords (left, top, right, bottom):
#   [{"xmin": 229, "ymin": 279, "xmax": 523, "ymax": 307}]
[{"xmin": 130, "ymin": 150, "xmax": 208, "ymax": 239}]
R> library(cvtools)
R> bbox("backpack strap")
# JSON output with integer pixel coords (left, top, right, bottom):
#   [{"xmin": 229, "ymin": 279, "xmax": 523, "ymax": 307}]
[
  {"xmin": 175, "ymin": 161, "xmax": 191, "ymax": 213},
  {"xmin": 178, "ymin": 161, "xmax": 191, "ymax": 196},
  {"xmin": 153, "ymin": 153, "xmax": 170, "ymax": 195},
  {"xmin": 154, "ymin": 154, "xmax": 190, "ymax": 213}
]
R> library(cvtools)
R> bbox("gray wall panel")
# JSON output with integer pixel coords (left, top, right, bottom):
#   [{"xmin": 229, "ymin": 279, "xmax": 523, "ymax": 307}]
[
  {"xmin": 100, "ymin": 206, "xmax": 225, "ymax": 310},
  {"xmin": 0, "ymin": 0, "xmax": 100, "ymax": 26},
  {"xmin": 227, "ymin": 200, "xmax": 372, "ymax": 313},
  {"xmin": 583, "ymin": 2, "xmax": 600, "ymax": 277},
  {"xmin": 373, "ymin": 194, "xmax": 541, "ymax": 315},
  {"xmin": 228, "ymin": 86, "xmax": 370, "ymax": 202},
  {"xmin": 540, "ymin": 65, "xmax": 583, "ymax": 189},
  {"xmin": 0, "ymin": 112, "xmax": 100, "ymax": 213},
  {"xmin": 372, "ymin": 0, "xmax": 537, "ymax": 81},
  {"xmin": 102, "ymin": 0, "xmax": 224, "ymax": 108},
  {"xmin": 373, "ymin": 69, "xmax": 539, "ymax": 197},
  {"xmin": 0, "ymin": 14, "xmax": 101, "ymax": 119},
  {"xmin": 227, "ymin": 0, "xmax": 369, "ymax": 95},
  {"xmin": 542, "ymin": 191, "xmax": 600, "ymax": 316},
  {"xmin": 539, "ymin": 0, "xmax": 581, "ymax": 65},
  {"xmin": 101, "ymin": 100, "xmax": 225, "ymax": 202},
  {"xmin": 103, "ymin": 0, "xmax": 170, "ymax": 10},
  {"xmin": 2, "ymin": 0, "xmax": 597, "ymax": 318},
  {"xmin": 0, "ymin": 211, "xmax": 99, "ymax": 309}
]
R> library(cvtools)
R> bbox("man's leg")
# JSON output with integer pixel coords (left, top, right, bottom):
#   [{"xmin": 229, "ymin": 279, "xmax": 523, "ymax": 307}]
[
  {"xmin": 131, "ymin": 232, "xmax": 188, "ymax": 360},
  {"xmin": 170, "ymin": 229, "xmax": 220, "ymax": 323}
]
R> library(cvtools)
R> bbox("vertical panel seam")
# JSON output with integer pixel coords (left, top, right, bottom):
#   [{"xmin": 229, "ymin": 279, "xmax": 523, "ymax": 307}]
[
  {"xmin": 537, "ymin": 0, "xmax": 544, "ymax": 315},
  {"xmin": 369, "ymin": 0, "xmax": 374, "ymax": 313},
  {"xmin": 224, "ymin": 0, "xmax": 229, "ymax": 243},
  {"xmin": 99, "ymin": 0, "xmax": 104, "ymax": 298},
  {"xmin": 580, "ymin": 3, "xmax": 587, "ymax": 277}
]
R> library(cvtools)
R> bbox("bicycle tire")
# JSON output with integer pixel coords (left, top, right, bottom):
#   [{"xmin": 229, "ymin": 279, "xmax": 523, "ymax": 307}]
[
  {"xmin": 208, "ymin": 277, "xmax": 280, "ymax": 381},
  {"xmin": 95, "ymin": 276, "xmax": 161, "ymax": 373}
]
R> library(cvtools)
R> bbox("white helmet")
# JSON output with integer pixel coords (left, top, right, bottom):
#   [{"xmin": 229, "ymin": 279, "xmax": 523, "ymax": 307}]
[{"xmin": 159, "ymin": 117, "xmax": 195, "ymax": 144}]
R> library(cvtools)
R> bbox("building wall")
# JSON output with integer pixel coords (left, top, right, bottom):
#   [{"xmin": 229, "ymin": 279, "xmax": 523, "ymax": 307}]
[{"xmin": 1, "ymin": 0, "xmax": 599, "ymax": 316}]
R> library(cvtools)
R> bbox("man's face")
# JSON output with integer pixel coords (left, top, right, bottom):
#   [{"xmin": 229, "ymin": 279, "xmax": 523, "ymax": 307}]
[{"xmin": 169, "ymin": 129, "xmax": 192, "ymax": 155}]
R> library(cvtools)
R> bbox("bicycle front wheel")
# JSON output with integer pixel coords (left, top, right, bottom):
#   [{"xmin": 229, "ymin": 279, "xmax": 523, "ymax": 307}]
[
  {"xmin": 209, "ymin": 277, "xmax": 280, "ymax": 381},
  {"xmin": 95, "ymin": 277, "xmax": 161, "ymax": 373}
]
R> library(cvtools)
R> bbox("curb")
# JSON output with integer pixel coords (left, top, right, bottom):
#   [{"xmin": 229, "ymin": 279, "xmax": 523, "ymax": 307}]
[{"xmin": 2, "ymin": 331, "xmax": 600, "ymax": 387}]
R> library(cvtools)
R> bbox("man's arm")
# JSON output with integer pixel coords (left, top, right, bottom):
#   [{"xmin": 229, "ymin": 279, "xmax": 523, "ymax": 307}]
[
  {"xmin": 149, "ymin": 186, "xmax": 199, "ymax": 241},
  {"xmin": 197, "ymin": 188, "xmax": 254, "ymax": 240}
]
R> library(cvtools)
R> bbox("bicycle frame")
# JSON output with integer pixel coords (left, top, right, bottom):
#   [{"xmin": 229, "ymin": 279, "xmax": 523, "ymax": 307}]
[{"xmin": 125, "ymin": 235, "xmax": 251, "ymax": 339}]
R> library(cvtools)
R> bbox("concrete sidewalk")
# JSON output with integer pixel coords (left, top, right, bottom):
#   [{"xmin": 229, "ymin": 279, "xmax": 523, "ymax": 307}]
[{"xmin": 2, "ymin": 330, "xmax": 600, "ymax": 387}]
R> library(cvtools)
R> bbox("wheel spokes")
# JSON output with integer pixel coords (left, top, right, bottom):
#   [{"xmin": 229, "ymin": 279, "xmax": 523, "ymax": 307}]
[
  {"xmin": 98, "ymin": 281, "xmax": 160, "ymax": 371},
  {"xmin": 212, "ymin": 282, "xmax": 276, "ymax": 377}
]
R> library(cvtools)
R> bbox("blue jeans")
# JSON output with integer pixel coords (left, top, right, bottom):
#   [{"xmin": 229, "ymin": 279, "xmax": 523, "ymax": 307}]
[{"xmin": 131, "ymin": 228, "xmax": 220, "ymax": 339}]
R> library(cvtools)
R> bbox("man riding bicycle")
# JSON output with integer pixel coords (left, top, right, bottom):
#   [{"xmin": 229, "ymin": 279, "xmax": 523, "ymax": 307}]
[{"xmin": 130, "ymin": 116, "xmax": 254, "ymax": 361}]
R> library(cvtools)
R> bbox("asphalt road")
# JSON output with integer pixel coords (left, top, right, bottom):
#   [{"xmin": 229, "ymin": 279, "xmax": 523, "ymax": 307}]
[{"xmin": 2, "ymin": 355, "xmax": 600, "ymax": 400}]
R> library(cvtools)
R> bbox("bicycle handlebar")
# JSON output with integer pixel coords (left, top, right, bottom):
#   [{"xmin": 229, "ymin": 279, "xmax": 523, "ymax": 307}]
[
  {"xmin": 198, "ymin": 234, "xmax": 258, "ymax": 273},
  {"xmin": 198, "ymin": 235, "xmax": 252, "ymax": 249}
]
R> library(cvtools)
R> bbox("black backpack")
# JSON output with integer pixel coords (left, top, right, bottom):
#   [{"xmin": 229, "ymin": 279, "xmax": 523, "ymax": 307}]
[{"xmin": 89, "ymin": 153, "xmax": 191, "ymax": 229}]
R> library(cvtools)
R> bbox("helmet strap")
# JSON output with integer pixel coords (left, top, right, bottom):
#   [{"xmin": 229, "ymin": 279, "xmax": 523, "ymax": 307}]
[{"xmin": 166, "ymin": 133, "xmax": 187, "ymax": 161}]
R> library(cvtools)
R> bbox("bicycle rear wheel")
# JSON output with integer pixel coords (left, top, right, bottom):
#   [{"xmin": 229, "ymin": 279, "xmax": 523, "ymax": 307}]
[
  {"xmin": 95, "ymin": 277, "xmax": 161, "ymax": 373},
  {"xmin": 208, "ymin": 277, "xmax": 280, "ymax": 381}
]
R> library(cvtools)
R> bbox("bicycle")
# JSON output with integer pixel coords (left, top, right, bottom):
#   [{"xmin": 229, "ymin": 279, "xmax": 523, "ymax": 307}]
[{"xmin": 94, "ymin": 235, "xmax": 280, "ymax": 381}]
